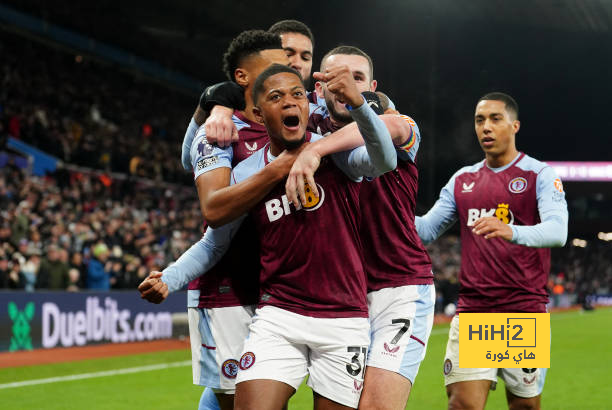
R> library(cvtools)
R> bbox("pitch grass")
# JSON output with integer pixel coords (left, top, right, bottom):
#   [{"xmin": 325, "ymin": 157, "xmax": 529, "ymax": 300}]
[{"xmin": 1, "ymin": 308, "xmax": 610, "ymax": 409}]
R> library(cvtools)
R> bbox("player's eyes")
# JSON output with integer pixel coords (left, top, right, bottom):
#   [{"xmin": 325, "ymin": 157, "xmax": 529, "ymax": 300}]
[
  {"xmin": 294, "ymin": 91, "xmax": 304, "ymax": 97},
  {"xmin": 302, "ymin": 54, "xmax": 312, "ymax": 62},
  {"xmin": 269, "ymin": 94, "xmax": 281, "ymax": 101}
]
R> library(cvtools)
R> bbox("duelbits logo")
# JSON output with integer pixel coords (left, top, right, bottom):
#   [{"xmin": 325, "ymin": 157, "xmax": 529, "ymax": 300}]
[{"xmin": 8, "ymin": 301, "xmax": 35, "ymax": 352}]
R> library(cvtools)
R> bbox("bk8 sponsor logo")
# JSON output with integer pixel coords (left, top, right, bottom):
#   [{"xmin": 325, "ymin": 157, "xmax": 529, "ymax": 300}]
[
  {"xmin": 467, "ymin": 203, "xmax": 514, "ymax": 226},
  {"xmin": 265, "ymin": 182, "xmax": 325, "ymax": 222}
]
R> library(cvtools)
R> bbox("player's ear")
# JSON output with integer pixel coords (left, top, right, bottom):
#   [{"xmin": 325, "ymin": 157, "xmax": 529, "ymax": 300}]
[
  {"xmin": 513, "ymin": 120, "xmax": 520, "ymax": 134},
  {"xmin": 253, "ymin": 106, "xmax": 264, "ymax": 123},
  {"xmin": 314, "ymin": 81, "xmax": 324, "ymax": 99},
  {"xmin": 370, "ymin": 79, "xmax": 377, "ymax": 92},
  {"xmin": 235, "ymin": 68, "xmax": 248, "ymax": 88}
]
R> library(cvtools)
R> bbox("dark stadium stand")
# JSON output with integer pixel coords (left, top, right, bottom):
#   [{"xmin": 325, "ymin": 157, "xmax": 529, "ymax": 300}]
[{"xmin": 0, "ymin": 29, "xmax": 194, "ymax": 184}]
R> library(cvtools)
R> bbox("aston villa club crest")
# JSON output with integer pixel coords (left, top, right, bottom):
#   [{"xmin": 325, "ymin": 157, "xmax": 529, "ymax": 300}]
[
  {"xmin": 508, "ymin": 177, "xmax": 528, "ymax": 193},
  {"xmin": 221, "ymin": 359, "xmax": 239, "ymax": 379},
  {"xmin": 239, "ymin": 352, "xmax": 256, "ymax": 370},
  {"xmin": 444, "ymin": 359, "xmax": 453, "ymax": 375}
]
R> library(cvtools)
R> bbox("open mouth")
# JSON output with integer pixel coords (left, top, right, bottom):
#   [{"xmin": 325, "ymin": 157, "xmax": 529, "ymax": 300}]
[
  {"xmin": 481, "ymin": 136, "xmax": 495, "ymax": 146},
  {"xmin": 283, "ymin": 115, "xmax": 300, "ymax": 130}
]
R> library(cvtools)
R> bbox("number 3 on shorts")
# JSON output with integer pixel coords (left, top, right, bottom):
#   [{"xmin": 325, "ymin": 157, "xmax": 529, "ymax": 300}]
[{"xmin": 346, "ymin": 346, "xmax": 368, "ymax": 377}]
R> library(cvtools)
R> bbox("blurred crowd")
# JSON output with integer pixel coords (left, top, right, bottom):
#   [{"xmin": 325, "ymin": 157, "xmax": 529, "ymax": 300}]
[
  {"xmin": 0, "ymin": 161, "xmax": 203, "ymax": 291},
  {"xmin": 0, "ymin": 29, "xmax": 194, "ymax": 184}
]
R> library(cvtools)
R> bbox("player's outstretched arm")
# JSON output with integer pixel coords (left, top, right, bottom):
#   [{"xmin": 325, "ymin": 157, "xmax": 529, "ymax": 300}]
[
  {"xmin": 138, "ymin": 217, "xmax": 244, "ymax": 304},
  {"xmin": 415, "ymin": 174, "xmax": 460, "ymax": 244},
  {"xmin": 286, "ymin": 111, "xmax": 410, "ymax": 205}
]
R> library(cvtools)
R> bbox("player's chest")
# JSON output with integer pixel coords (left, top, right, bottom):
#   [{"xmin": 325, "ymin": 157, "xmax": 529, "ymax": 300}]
[
  {"xmin": 253, "ymin": 160, "xmax": 357, "ymax": 226},
  {"xmin": 455, "ymin": 171, "xmax": 537, "ymax": 225}
]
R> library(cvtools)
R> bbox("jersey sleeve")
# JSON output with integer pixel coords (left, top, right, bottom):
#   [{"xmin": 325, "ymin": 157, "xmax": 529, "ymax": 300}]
[
  {"xmin": 510, "ymin": 166, "xmax": 568, "ymax": 247},
  {"xmin": 181, "ymin": 118, "xmax": 200, "ymax": 170},
  {"xmin": 330, "ymin": 100, "xmax": 397, "ymax": 181},
  {"xmin": 161, "ymin": 216, "xmax": 246, "ymax": 292},
  {"xmin": 394, "ymin": 115, "xmax": 421, "ymax": 163},
  {"xmin": 190, "ymin": 124, "xmax": 233, "ymax": 180},
  {"xmin": 415, "ymin": 172, "xmax": 460, "ymax": 244}
]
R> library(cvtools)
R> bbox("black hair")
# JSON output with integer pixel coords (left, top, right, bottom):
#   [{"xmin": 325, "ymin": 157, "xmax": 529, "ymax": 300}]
[
  {"xmin": 222, "ymin": 30, "xmax": 283, "ymax": 81},
  {"xmin": 268, "ymin": 20, "xmax": 315, "ymax": 47},
  {"xmin": 478, "ymin": 92, "xmax": 519, "ymax": 119},
  {"xmin": 252, "ymin": 64, "xmax": 304, "ymax": 105},
  {"xmin": 321, "ymin": 45, "xmax": 374, "ymax": 80}
]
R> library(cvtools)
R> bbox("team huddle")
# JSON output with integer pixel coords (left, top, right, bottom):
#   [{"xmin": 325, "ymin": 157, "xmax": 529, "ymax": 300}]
[{"xmin": 138, "ymin": 20, "xmax": 568, "ymax": 410}]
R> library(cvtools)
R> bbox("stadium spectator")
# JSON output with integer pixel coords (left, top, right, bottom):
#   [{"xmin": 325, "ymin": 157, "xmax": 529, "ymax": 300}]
[
  {"xmin": 37, "ymin": 245, "xmax": 70, "ymax": 289},
  {"xmin": 87, "ymin": 243, "xmax": 111, "ymax": 290}
]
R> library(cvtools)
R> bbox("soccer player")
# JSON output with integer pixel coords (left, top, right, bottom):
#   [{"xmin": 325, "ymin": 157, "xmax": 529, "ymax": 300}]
[
  {"xmin": 268, "ymin": 19, "xmax": 314, "ymax": 85},
  {"xmin": 141, "ymin": 29, "xmax": 295, "ymax": 410},
  {"xmin": 286, "ymin": 45, "xmax": 435, "ymax": 409},
  {"xmin": 145, "ymin": 63, "xmax": 420, "ymax": 409},
  {"xmin": 415, "ymin": 92, "xmax": 568, "ymax": 410}
]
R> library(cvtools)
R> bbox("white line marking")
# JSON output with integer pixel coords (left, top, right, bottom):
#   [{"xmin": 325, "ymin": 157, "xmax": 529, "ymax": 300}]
[{"xmin": 0, "ymin": 360, "xmax": 190, "ymax": 390}]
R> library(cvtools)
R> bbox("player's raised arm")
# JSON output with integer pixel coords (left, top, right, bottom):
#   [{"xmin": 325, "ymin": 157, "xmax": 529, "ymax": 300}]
[{"xmin": 415, "ymin": 172, "xmax": 461, "ymax": 244}]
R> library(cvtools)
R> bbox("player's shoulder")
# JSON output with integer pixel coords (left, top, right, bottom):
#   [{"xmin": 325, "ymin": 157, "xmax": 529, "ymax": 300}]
[
  {"xmin": 515, "ymin": 153, "xmax": 551, "ymax": 175},
  {"xmin": 454, "ymin": 160, "xmax": 486, "ymax": 179},
  {"xmin": 232, "ymin": 112, "xmax": 252, "ymax": 131},
  {"xmin": 232, "ymin": 145, "xmax": 266, "ymax": 183}
]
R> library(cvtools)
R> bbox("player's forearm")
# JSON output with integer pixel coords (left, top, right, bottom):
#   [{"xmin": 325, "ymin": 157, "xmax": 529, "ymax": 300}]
[
  {"xmin": 510, "ymin": 215, "xmax": 568, "ymax": 248},
  {"xmin": 193, "ymin": 105, "xmax": 209, "ymax": 126},
  {"xmin": 201, "ymin": 164, "xmax": 287, "ymax": 228},
  {"xmin": 416, "ymin": 203, "xmax": 458, "ymax": 244},
  {"xmin": 349, "ymin": 101, "xmax": 396, "ymax": 173},
  {"xmin": 161, "ymin": 221, "xmax": 241, "ymax": 292}
]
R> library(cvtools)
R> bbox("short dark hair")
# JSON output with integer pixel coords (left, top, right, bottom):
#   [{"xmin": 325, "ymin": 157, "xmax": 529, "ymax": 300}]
[
  {"xmin": 478, "ymin": 92, "xmax": 519, "ymax": 119},
  {"xmin": 252, "ymin": 64, "xmax": 304, "ymax": 105},
  {"xmin": 222, "ymin": 30, "xmax": 283, "ymax": 81},
  {"xmin": 321, "ymin": 45, "xmax": 374, "ymax": 80},
  {"xmin": 268, "ymin": 20, "xmax": 314, "ymax": 47}
]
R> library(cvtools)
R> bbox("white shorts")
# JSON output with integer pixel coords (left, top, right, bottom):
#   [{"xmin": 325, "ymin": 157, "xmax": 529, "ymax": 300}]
[
  {"xmin": 236, "ymin": 306, "xmax": 370, "ymax": 409},
  {"xmin": 188, "ymin": 305, "xmax": 255, "ymax": 393},
  {"xmin": 366, "ymin": 284, "xmax": 435, "ymax": 383},
  {"xmin": 443, "ymin": 315, "xmax": 547, "ymax": 398}
]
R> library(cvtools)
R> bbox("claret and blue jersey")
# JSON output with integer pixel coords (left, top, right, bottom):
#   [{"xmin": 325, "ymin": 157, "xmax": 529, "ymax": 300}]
[{"xmin": 416, "ymin": 152, "xmax": 569, "ymax": 313}]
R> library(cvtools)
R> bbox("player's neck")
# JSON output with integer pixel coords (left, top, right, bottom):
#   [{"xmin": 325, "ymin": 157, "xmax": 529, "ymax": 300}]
[
  {"xmin": 269, "ymin": 140, "xmax": 283, "ymax": 157},
  {"xmin": 485, "ymin": 148, "xmax": 520, "ymax": 169}
]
